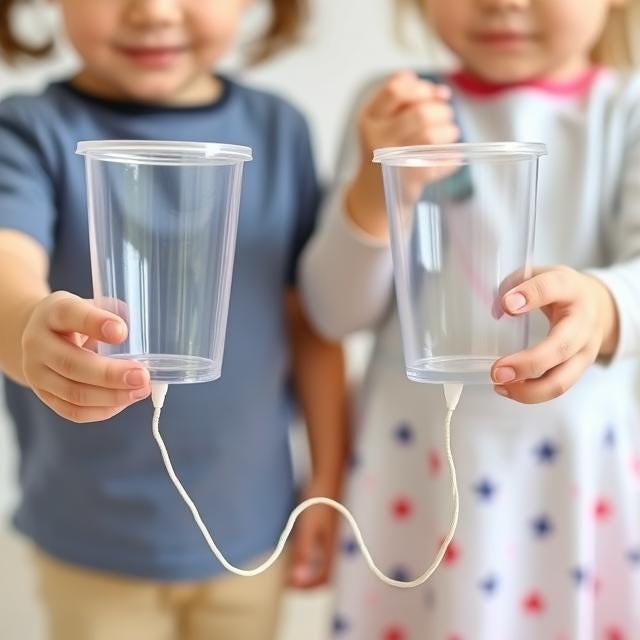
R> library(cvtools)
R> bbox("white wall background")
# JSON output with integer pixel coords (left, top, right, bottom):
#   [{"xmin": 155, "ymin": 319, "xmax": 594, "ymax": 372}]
[{"xmin": 0, "ymin": 2, "xmax": 447, "ymax": 638}]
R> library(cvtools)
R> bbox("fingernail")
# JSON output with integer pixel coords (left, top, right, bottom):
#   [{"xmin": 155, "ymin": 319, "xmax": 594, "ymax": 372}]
[
  {"xmin": 131, "ymin": 387, "xmax": 150, "ymax": 400},
  {"xmin": 506, "ymin": 292, "xmax": 527, "ymax": 312},
  {"xmin": 292, "ymin": 565, "xmax": 313, "ymax": 584},
  {"xmin": 125, "ymin": 369, "xmax": 148, "ymax": 388},
  {"xmin": 103, "ymin": 321, "xmax": 125, "ymax": 341},
  {"xmin": 493, "ymin": 367, "xmax": 516, "ymax": 384},
  {"xmin": 495, "ymin": 386, "xmax": 510, "ymax": 398}
]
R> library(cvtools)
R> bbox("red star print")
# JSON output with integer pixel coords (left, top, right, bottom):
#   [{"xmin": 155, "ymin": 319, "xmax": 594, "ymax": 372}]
[
  {"xmin": 438, "ymin": 537, "xmax": 461, "ymax": 566},
  {"xmin": 362, "ymin": 472, "xmax": 377, "ymax": 492},
  {"xmin": 427, "ymin": 449, "xmax": 442, "ymax": 476},
  {"xmin": 594, "ymin": 498, "xmax": 613, "ymax": 521},
  {"xmin": 391, "ymin": 496, "xmax": 413, "ymax": 520},
  {"xmin": 591, "ymin": 576, "xmax": 602, "ymax": 597},
  {"xmin": 522, "ymin": 590, "xmax": 545, "ymax": 614},
  {"xmin": 604, "ymin": 627, "xmax": 625, "ymax": 640},
  {"xmin": 364, "ymin": 591, "xmax": 382, "ymax": 608},
  {"xmin": 382, "ymin": 625, "xmax": 406, "ymax": 640},
  {"xmin": 631, "ymin": 453, "xmax": 640, "ymax": 477},
  {"xmin": 447, "ymin": 635, "xmax": 464, "ymax": 640}
]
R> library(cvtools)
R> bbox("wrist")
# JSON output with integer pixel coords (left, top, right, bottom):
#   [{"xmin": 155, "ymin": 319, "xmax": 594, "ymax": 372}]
[
  {"xmin": 588, "ymin": 275, "xmax": 619, "ymax": 357},
  {"xmin": 346, "ymin": 165, "xmax": 390, "ymax": 241},
  {"xmin": 4, "ymin": 295, "xmax": 46, "ymax": 386},
  {"xmin": 18, "ymin": 295, "xmax": 45, "ymax": 339},
  {"xmin": 305, "ymin": 472, "xmax": 344, "ymax": 500}
]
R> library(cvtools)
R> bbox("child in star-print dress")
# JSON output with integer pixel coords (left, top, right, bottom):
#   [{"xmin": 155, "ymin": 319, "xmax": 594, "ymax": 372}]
[{"xmin": 300, "ymin": 1, "xmax": 640, "ymax": 639}]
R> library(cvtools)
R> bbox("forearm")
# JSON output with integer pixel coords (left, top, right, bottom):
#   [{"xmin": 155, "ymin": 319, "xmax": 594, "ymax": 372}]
[
  {"xmin": 0, "ymin": 231, "xmax": 50, "ymax": 385},
  {"xmin": 293, "ymin": 342, "xmax": 349, "ymax": 496},
  {"xmin": 286, "ymin": 291, "xmax": 349, "ymax": 497},
  {"xmin": 299, "ymin": 187, "xmax": 394, "ymax": 340}
]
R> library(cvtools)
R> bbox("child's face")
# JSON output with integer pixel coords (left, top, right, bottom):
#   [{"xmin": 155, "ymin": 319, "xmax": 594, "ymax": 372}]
[
  {"xmin": 59, "ymin": 0, "xmax": 251, "ymax": 104},
  {"xmin": 423, "ymin": 0, "xmax": 625, "ymax": 83}
]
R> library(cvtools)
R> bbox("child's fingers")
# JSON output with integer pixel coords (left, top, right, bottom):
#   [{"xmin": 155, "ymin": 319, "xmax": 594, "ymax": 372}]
[
  {"xmin": 288, "ymin": 509, "xmax": 334, "ymax": 589},
  {"xmin": 492, "ymin": 316, "xmax": 588, "ymax": 384},
  {"xmin": 502, "ymin": 267, "xmax": 577, "ymax": 315},
  {"xmin": 289, "ymin": 543, "xmax": 331, "ymax": 589},
  {"xmin": 37, "ymin": 365, "xmax": 150, "ymax": 407},
  {"xmin": 289, "ymin": 525, "xmax": 318, "ymax": 588},
  {"xmin": 36, "ymin": 389, "xmax": 130, "ymax": 424},
  {"xmin": 46, "ymin": 293, "xmax": 128, "ymax": 344},
  {"xmin": 37, "ymin": 334, "xmax": 149, "ymax": 390},
  {"xmin": 402, "ymin": 123, "xmax": 460, "ymax": 147},
  {"xmin": 396, "ymin": 100, "xmax": 456, "ymax": 130},
  {"xmin": 368, "ymin": 71, "xmax": 450, "ymax": 118},
  {"xmin": 391, "ymin": 112, "xmax": 459, "ymax": 147},
  {"xmin": 384, "ymin": 106, "xmax": 458, "ymax": 148},
  {"xmin": 495, "ymin": 348, "xmax": 594, "ymax": 404}
]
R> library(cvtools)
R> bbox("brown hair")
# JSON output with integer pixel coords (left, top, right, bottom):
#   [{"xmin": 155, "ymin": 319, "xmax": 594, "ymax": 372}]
[
  {"xmin": 398, "ymin": 0, "xmax": 639, "ymax": 69},
  {"xmin": 248, "ymin": 0, "xmax": 309, "ymax": 64},
  {"xmin": 591, "ymin": 4, "xmax": 637, "ymax": 68},
  {"xmin": 0, "ymin": 0, "xmax": 308, "ymax": 65}
]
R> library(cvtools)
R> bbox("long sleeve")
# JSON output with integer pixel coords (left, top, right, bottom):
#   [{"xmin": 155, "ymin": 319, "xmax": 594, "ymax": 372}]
[
  {"xmin": 587, "ymin": 88, "xmax": 640, "ymax": 362},
  {"xmin": 298, "ymin": 78, "xmax": 395, "ymax": 341}
]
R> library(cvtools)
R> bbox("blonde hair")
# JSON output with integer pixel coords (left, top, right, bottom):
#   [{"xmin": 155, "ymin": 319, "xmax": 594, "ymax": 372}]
[
  {"xmin": 591, "ymin": 3, "xmax": 638, "ymax": 67},
  {"xmin": 398, "ymin": 0, "xmax": 639, "ymax": 68},
  {"xmin": 0, "ymin": 0, "xmax": 309, "ymax": 65}
]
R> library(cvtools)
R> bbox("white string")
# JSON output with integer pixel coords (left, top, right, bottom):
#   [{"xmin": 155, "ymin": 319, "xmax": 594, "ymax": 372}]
[{"xmin": 151, "ymin": 384, "xmax": 460, "ymax": 589}]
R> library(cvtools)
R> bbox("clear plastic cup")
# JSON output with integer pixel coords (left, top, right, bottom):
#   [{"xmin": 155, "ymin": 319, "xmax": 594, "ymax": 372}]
[
  {"xmin": 77, "ymin": 140, "xmax": 252, "ymax": 384},
  {"xmin": 374, "ymin": 142, "xmax": 546, "ymax": 384}
]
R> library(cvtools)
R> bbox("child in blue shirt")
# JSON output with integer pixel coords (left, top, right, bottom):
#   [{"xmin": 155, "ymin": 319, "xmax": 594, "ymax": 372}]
[{"xmin": 0, "ymin": 1, "xmax": 347, "ymax": 639}]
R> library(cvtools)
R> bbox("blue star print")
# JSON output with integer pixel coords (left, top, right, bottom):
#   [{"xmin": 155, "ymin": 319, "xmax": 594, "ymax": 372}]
[
  {"xmin": 342, "ymin": 538, "xmax": 358, "ymax": 556},
  {"xmin": 474, "ymin": 478, "xmax": 497, "ymax": 501},
  {"xmin": 603, "ymin": 426, "xmax": 616, "ymax": 448},
  {"xmin": 571, "ymin": 566, "xmax": 588, "ymax": 586},
  {"xmin": 532, "ymin": 514, "xmax": 553, "ymax": 538},
  {"xmin": 390, "ymin": 565, "xmax": 411, "ymax": 582},
  {"xmin": 627, "ymin": 548, "xmax": 640, "ymax": 566},
  {"xmin": 333, "ymin": 614, "xmax": 349, "ymax": 634},
  {"xmin": 535, "ymin": 440, "xmax": 558, "ymax": 463},
  {"xmin": 394, "ymin": 422, "xmax": 414, "ymax": 444},
  {"xmin": 478, "ymin": 574, "xmax": 499, "ymax": 595}
]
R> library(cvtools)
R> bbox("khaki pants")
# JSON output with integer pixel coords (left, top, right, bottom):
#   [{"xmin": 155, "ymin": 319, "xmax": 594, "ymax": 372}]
[{"xmin": 32, "ymin": 548, "xmax": 288, "ymax": 640}]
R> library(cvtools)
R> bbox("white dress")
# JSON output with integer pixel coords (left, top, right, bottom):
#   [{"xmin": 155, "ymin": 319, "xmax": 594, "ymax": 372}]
[{"xmin": 300, "ymin": 68, "xmax": 640, "ymax": 640}]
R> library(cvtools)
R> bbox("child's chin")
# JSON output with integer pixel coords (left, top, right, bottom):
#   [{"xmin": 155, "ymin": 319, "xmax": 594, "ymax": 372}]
[
  {"xmin": 470, "ymin": 60, "xmax": 545, "ymax": 85},
  {"xmin": 122, "ymin": 79, "xmax": 189, "ymax": 105}
]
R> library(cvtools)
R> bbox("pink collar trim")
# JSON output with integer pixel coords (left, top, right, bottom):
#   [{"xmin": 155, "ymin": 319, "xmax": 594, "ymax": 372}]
[{"xmin": 450, "ymin": 67, "xmax": 601, "ymax": 98}]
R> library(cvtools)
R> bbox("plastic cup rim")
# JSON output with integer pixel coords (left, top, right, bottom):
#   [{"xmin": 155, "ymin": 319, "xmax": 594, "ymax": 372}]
[
  {"xmin": 373, "ymin": 141, "xmax": 547, "ymax": 166},
  {"xmin": 76, "ymin": 140, "xmax": 253, "ymax": 166}
]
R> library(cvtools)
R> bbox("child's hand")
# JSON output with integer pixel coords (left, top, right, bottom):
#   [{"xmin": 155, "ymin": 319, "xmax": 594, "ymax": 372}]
[
  {"xmin": 347, "ymin": 71, "xmax": 459, "ymax": 239},
  {"xmin": 491, "ymin": 266, "xmax": 619, "ymax": 403},
  {"xmin": 21, "ymin": 291, "xmax": 151, "ymax": 423},
  {"xmin": 288, "ymin": 482, "xmax": 340, "ymax": 589},
  {"xmin": 358, "ymin": 70, "xmax": 457, "ymax": 154}
]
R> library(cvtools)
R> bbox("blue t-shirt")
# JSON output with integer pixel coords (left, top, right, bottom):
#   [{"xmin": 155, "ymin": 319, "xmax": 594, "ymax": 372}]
[{"xmin": 0, "ymin": 77, "xmax": 320, "ymax": 580}]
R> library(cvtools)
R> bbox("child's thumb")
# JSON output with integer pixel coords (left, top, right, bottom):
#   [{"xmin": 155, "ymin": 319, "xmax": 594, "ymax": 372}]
[
  {"xmin": 290, "ymin": 562, "xmax": 315, "ymax": 587},
  {"xmin": 289, "ymin": 526, "xmax": 319, "ymax": 587}
]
